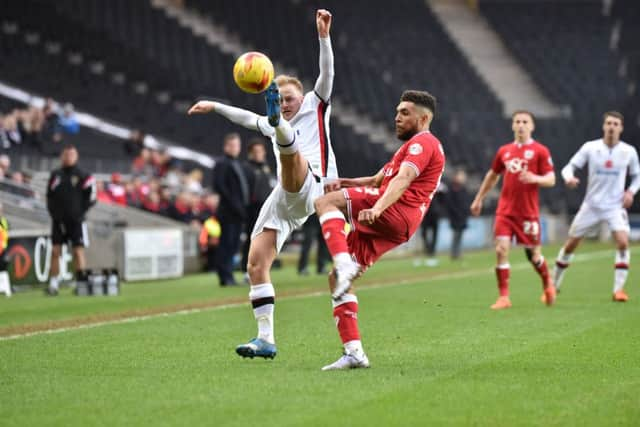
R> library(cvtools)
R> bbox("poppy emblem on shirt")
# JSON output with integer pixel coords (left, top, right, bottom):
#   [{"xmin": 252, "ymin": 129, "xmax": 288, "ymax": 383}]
[
  {"xmin": 409, "ymin": 143, "xmax": 423, "ymax": 155},
  {"xmin": 605, "ymin": 160, "xmax": 613, "ymax": 168},
  {"xmin": 524, "ymin": 150, "xmax": 534, "ymax": 160}
]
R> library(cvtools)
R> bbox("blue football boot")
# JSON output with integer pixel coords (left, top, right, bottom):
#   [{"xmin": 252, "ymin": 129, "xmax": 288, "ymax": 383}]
[
  {"xmin": 264, "ymin": 82, "xmax": 281, "ymax": 127},
  {"xmin": 235, "ymin": 338, "xmax": 277, "ymax": 359}
]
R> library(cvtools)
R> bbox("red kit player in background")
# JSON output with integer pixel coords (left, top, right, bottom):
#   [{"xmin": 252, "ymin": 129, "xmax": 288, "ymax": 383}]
[
  {"xmin": 470, "ymin": 110, "xmax": 556, "ymax": 310},
  {"xmin": 314, "ymin": 90, "xmax": 445, "ymax": 370}
]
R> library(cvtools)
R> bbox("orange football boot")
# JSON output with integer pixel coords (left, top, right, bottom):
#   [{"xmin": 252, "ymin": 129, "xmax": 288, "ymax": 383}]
[
  {"xmin": 542, "ymin": 285, "xmax": 556, "ymax": 306},
  {"xmin": 613, "ymin": 290, "xmax": 629, "ymax": 302},
  {"xmin": 491, "ymin": 296, "xmax": 512, "ymax": 310}
]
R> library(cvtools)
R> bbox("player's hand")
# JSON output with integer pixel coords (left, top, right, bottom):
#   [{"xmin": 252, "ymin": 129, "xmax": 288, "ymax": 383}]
[
  {"xmin": 324, "ymin": 179, "xmax": 341, "ymax": 193},
  {"xmin": 358, "ymin": 208, "xmax": 381, "ymax": 225},
  {"xmin": 564, "ymin": 176, "xmax": 580, "ymax": 189},
  {"xmin": 518, "ymin": 171, "xmax": 539, "ymax": 184},
  {"xmin": 316, "ymin": 9, "xmax": 332, "ymax": 37},
  {"xmin": 470, "ymin": 199, "xmax": 482, "ymax": 217},
  {"xmin": 623, "ymin": 190, "xmax": 634, "ymax": 208},
  {"xmin": 187, "ymin": 101, "xmax": 215, "ymax": 115}
]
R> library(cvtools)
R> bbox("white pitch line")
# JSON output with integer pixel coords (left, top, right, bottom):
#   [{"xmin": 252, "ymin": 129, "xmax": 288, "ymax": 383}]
[{"xmin": 0, "ymin": 249, "xmax": 614, "ymax": 342}]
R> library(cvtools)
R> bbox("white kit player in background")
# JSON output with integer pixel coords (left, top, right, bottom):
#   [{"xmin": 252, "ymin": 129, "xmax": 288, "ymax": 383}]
[
  {"xmin": 553, "ymin": 111, "xmax": 640, "ymax": 302},
  {"xmin": 188, "ymin": 9, "xmax": 336, "ymax": 358}
]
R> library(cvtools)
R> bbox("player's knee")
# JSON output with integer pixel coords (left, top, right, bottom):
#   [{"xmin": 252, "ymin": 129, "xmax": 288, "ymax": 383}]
[
  {"xmin": 495, "ymin": 243, "xmax": 508, "ymax": 258},
  {"xmin": 616, "ymin": 239, "xmax": 629, "ymax": 251},
  {"xmin": 247, "ymin": 260, "xmax": 268, "ymax": 283},
  {"xmin": 314, "ymin": 196, "xmax": 327, "ymax": 214}
]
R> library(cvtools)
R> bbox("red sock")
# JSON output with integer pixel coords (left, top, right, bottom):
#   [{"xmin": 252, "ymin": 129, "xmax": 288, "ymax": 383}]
[
  {"xmin": 533, "ymin": 258, "xmax": 551, "ymax": 288},
  {"xmin": 333, "ymin": 301, "xmax": 360, "ymax": 343},
  {"xmin": 319, "ymin": 213, "xmax": 349, "ymax": 257},
  {"xmin": 495, "ymin": 265, "xmax": 510, "ymax": 296}
]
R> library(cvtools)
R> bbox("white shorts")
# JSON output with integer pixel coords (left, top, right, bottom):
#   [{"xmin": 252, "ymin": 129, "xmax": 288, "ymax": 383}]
[
  {"xmin": 568, "ymin": 203, "xmax": 630, "ymax": 237},
  {"xmin": 251, "ymin": 170, "xmax": 325, "ymax": 253}
]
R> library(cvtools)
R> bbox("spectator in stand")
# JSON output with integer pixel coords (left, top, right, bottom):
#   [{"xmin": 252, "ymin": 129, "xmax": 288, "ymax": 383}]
[
  {"xmin": 57, "ymin": 103, "xmax": 79, "ymax": 135},
  {"xmin": 96, "ymin": 180, "xmax": 113, "ymax": 204},
  {"xmin": 158, "ymin": 185, "xmax": 172, "ymax": 213},
  {"xmin": 107, "ymin": 173, "xmax": 127, "ymax": 206},
  {"xmin": 132, "ymin": 147, "xmax": 152, "ymax": 175},
  {"xmin": 125, "ymin": 180, "xmax": 142, "ymax": 208},
  {"xmin": 1, "ymin": 112, "xmax": 22, "ymax": 149},
  {"xmin": 185, "ymin": 168, "xmax": 204, "ymax": 195},
  {"xmin": 124, "ymin": 129, "xmax": 145, "ymax": 158},
  {"xmin": 10, "ymin": 171, "xmax": 24, "ymax": 184},
  {"xmin": 443, "ymin": 169, "xmax": 470, "ymax": 260},
  {"xmin": 241, "ymin": 138, "xmax": 276, "ymax": 280},
  {"xmin": 199, "ymin": 194, "xmax": 221, "ymax": 272},
  {"xmin": 45, "ymin": 144, "xmax": 96, "ymax": 296},
  {"xmin": 142, "ymin": 191, "xmax": 164, "ymax": 214},
  {"xmin": 168, "ymin": 191, "xmax": 195, "ymax": 223},
  {"xmin": 0, "ymin": 155, "xmax": 11, "ymax": 179},
  {"xmin": 213, "ymin": 133, "xmax": 250, "ymax": 286},
  {"xmin": 150, "ymin": 148, "xmax": 170, "ymax": 177}
]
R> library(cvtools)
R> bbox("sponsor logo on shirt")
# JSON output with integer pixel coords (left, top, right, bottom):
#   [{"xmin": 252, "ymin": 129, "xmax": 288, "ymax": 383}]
[{"xmin": 505, "ymin": 157, "xmax": 527, "ymax": 174}]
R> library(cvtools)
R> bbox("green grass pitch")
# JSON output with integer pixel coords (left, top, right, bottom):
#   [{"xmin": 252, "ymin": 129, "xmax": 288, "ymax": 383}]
[{"xmin": 1, "ymin": 242, "xmax": 639, "ymax": 426}]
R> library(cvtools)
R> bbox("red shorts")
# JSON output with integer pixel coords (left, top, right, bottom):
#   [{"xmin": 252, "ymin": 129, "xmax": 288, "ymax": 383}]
[
  {"xmin": 494, "ymin": 215, "xmax": 540, "ymax": 247},
  {"xmin": 344, "ymin": 187, "xmax": 413, "ymax": 268}
]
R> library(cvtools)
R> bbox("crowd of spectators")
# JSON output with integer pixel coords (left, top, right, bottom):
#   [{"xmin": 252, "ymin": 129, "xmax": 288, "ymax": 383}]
[{"xmin": 0, "ymin": 98, "xmax": 79, "ymax": 156}]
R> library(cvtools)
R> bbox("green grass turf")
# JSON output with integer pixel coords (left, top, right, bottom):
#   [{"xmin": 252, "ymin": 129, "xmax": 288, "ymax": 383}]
[{"xmin": 1, "ymin": 242, "xmax": 639, "ymax": 426}]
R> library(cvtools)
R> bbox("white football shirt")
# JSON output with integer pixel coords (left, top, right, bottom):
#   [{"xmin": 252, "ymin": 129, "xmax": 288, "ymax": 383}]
[
  {"xmin": 562, "ymin": 138, "xmax": 640, "ymax": 209},
  {"xmin": 257, "ymin": 92, "xmax": 337, "ymax": 181}
]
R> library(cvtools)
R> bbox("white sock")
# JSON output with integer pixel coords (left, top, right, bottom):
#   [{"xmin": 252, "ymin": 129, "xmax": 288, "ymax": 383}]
[
  {"xmin": 49, "ymin": 276, "xmax": 60, "ymax": 290},
  {"xmin": 274, "ymin": 120, "xmax": 298, "ymax": 154},
  {"xmin": 249, "ymin": 283, "xmax": 275, "ymax": 344},
  {"xmin": 614, "ymin": 249, "xmax": 630, "ymax": 293},
  {"xmin": 553, "ymin": 247, "xmax": 574, "ymax": 290},
  {"xmin": 334, "ymin": 252, "xmax": 352, "ymax": 267},
  {"xmin": 344, "ymin": 340, "xmax": 364, "ymax": 356}
]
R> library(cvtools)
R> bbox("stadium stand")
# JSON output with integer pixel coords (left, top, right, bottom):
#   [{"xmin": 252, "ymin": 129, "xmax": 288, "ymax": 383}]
[
  {"xmin": 0, "ymin": 0, "xmax": 389, "ymax": 178},
  {"xmin": 186, "ymin": 0, "xmax": 505, "ymax": 171},
  {"xmin": 1, "ymin": 0, "xmax": 637, "ymax": 214}
]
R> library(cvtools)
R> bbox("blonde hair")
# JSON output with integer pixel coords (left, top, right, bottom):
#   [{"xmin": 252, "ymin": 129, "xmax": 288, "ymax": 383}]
[{"xmin": 275, "ymin": 75, "xmax": 303, "ymax": 93}]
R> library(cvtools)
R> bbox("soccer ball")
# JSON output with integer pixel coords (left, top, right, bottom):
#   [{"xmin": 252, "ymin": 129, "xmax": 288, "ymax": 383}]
[{"xmin": 233, "ymin": 52, "xmax": 274, "ymax": 94}]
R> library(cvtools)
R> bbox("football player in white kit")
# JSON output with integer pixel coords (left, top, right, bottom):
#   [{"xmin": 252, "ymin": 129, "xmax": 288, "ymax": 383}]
[
  {"xmin": 188, "ymin": 9, "xmax": 336, "ymax": 358},
  {"xmin": 552, "ymin": 111, "xmax": 640, "ymax": 301}
]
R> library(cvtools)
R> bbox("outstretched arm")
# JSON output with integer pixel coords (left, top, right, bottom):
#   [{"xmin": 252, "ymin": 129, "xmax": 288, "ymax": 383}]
[
  {"xmin": 313, "ymin": 9, "xmax": 334, "ymax": 103},
  {"xmin": 470, "ymin": 170, "xmax": 500, "ymax": 216},
  {"xmin": 188, "ymin": 101, "xmax": 269, "ymax": 134}
]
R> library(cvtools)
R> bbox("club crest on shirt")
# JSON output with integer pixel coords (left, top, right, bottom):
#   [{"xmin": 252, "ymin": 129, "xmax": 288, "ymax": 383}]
[
  {"xmin": 71, "ymin": 175, "xmax": 79, "ymax": 186},
  {"xmin": 605, "ymin": 159, "xmax": 613, "ymax": 168},
  {"xmin": 409, "ymin": 143, "xmax": 423, "ymax": 155},
  {"xmin": 524, "ymin": 149, "xmax": 534, "ymax": 160}
]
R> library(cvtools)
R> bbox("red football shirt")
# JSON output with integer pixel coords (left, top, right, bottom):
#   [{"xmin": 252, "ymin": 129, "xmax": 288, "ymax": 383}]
[
  {"xmin": 491, "ymin": 140, "xmax": 554, "ymax": 217},
  {"xmin": 380, "ymin": 131, "xmax": 446, "ymax": 228}
]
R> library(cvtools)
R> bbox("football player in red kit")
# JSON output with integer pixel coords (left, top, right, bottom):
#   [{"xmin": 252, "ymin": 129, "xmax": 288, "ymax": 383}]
[
  {"xmin": 314, "ymin": 90, "xmax": 445, "ymax": 370},
  {"xmin": 470, "ymin": 110, "xmax": 556, "ymax": 310}
]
